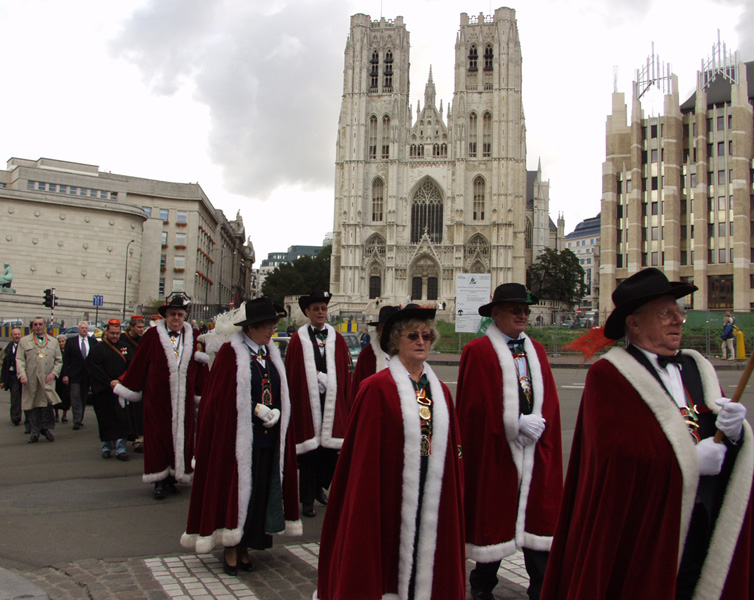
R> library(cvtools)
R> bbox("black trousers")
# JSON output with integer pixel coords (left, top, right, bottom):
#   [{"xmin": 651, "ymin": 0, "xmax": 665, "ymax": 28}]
[
  {"xmin": 298, "ymin": 446, "xmax": 338, "ymax": 505},
  {"xmin": 470, "ymin": 548, "xmax": 549, "ymax": 600},
  {"xmin": 26, "ymin": 405, "xmax": 55, "ymax": 436}
]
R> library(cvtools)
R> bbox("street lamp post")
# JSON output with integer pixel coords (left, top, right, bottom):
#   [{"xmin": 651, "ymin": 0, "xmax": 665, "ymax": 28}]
[{"xmin": 123, "ymin": 239, "xmax": 135, "ymax": 321}]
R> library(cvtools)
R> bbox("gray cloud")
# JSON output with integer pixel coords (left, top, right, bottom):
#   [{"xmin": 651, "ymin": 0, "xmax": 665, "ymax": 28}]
[
  {"xmin": 735, "ymin": 0, "xmax": 754, "ymax": 60},
  {"xmin": 111, "ymin": 0, "xmax": 352, "ymax": 199}
]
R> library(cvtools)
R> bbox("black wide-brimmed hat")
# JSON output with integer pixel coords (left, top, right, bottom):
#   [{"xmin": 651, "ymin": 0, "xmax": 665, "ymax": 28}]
[
  {"xmin": 603, "ymin": 268, "xmax": 698, "ymax": 340},
  {"xmin": 368, "ymin": 305, "xmax": 399, "ymax": 326},
  {"xmin": 478, "ymin": 283, "xmax": 538, "ymax": 317},
  {"xmin": 380, "ymin": 304, "xmax": 437, "ymax": 353},
  {"xmin": 298, "ymin": 290, "xmax": 332, "ymax": 312},
  {"xmin": 158, "ymin": 292, "xmax": 192, "ymax": 317},
  {"xmin": 234, "ymin": 297, "xmax": 286, "ymax": 327}
]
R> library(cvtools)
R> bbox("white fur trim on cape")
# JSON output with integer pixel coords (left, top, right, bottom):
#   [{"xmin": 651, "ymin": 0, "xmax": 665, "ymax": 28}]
[
  {"xmin": 390, "ymin": 359, "xmax": 449, "ymax": 600},
  {"xmin": 194, "ymin": 351, "xmax": 209, "ymax": 364},
  {"xmin": 481, "ymin": 326, "xmax": 550, "ymax": 555},
  {"xmin": 113, "ymin": 382, "xmax": 142, "ymax": 403},
  {"xmin": 283, "ymin": 519, "xmax": 303, "ymax": 536},
  {"xmin": 606, "ymin": 347, "xmax": 754, "ymax": 598},
  {"xmin": 153, "ymin": 320, "xmax": 193, "ymax": 484},
  {"xmin": 296, "ymin": 323, "xmax": 343, "ymax": 452},
  {"xmin": 371, "ymin": 335, "xmax": 388, "ymax": 372}
]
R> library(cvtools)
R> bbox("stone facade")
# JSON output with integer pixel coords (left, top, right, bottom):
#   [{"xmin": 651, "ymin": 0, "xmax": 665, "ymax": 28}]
[
  {"xmin": 601, "ymin": 45, "xmax": 754, "ymax": 313},
  {"xmin": 329, "ymin": 8, "xmax": 562, "ymax": 317},
  {"xmin": 0, "ymin": 157, "xmax": 254, "ymax": 325},
  {"xmin": 565, "ymin": 214, "xmax": 601, "ymax": 318}
]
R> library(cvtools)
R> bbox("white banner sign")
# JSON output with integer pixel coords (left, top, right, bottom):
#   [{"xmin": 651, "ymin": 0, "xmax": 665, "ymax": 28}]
[{"xmin": 455, "ymin": 274, "xmax": 491, "ymax": 333}]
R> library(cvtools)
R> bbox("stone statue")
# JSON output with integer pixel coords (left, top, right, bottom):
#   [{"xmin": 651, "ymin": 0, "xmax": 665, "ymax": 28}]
[{"xmin": 0, "ymin": 263, "xmax": 12, "ymax": 288}]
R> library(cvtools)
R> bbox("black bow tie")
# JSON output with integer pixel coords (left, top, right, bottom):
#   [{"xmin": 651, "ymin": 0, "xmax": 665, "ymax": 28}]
[
  {"xmin": 313, "ymin": 328, "xmax": 328, "ymax": 340},
  {"xmin": 168, "ymin": 330, "xmax": 180, "ymax": 338},
  {"xmin": 508, "ymin": 339, "xmax": 525, "ymax": 353},
  {"xmin": 657, "ymin": 353, "xmax": 684, "ymax": 368}
]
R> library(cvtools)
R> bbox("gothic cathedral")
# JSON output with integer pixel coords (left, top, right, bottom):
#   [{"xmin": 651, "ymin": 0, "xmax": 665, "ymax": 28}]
[{"xmin": 329, "ymin": 8, "xmax": 563, "ymax": 315}]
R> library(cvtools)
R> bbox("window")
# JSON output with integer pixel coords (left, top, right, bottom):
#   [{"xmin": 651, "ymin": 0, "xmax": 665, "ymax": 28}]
[
  {"xmin": 368, "ymin": 115, "xmax": 377, "ymax": 160},
  {"xmin": 370, "ymin": 51, "xmax": 379, "ymax": 89},
  {"xmin": 730, "ymin": 222, "xmax": 734, "ymax": 236},
  {"xmin": 175, "ymin": 232, "xmax": 187, "ymax": 246},
  {"xmin": 383, "ymin": 51, "xmax": 393, "ymax": 90},
  {"xmin": 718, "ymin": 196, "xmax": 726, "ymax": 210},
  {"xmin": 411, "ymin": 277, "xmax": 422, "ymax": 300},
  {"xmin": 160, "ymin": 254, "xmax": 167, "ymax": 269},
  {"xmin": 161, "ymin": 231, "xmax": 168, "ymax": 246},
  {"xmin": 176, "ymin": 210, "xmax": 188, "ymax": 224},
  {"xmin": 718, "ymin": 171, "xmax": 726, "ymax": 186},
  {"xmin": 651, "ymin": 226, "xmax": 658, "ymax": 241},
  {"xmin": 468, "ymin": 45, "xmax": 478, "ymax": 71},
  {"xmin": 719, "ymin": 248, "xmax": 727, "ymax": 263},
  {"xmin": 427, "ymin": 277, "xmax": 438, "ymax": 301},
  {"xmin": 371, "ymin": 178, "xmax": 384, "ymax": 222},
  {"xmin": 172, "ymin": 279, "xmax": 185, "ymax": 292},
  {"xmin": 651, "ymin": 149, "xmax": 658, "ymax": 162},
  {"xmin": 143, "ymin": 207, "xmax": 152, "ymax": 217},
  {"xmin": 651, "ymin": 201, "xmax": 658, "ymax": 215},
  {"xmin": 651, "ymin": 177, "xmax": 658, "ymax": 190},
  {"xmin": 718, "ymin": 222, "xmax": 727, "ymax": 237},
  {"xmin": 729, "ymin": 169, "xmax": 733, "ymax": 184},
  {"xmin": 468, "ymin": 112, "xmax": 477, "ymax": 157},
  {"xmin": 681, "ymin": 251, "xmax": 688, "ymax": 265},
  {"xmin": 159, "ymin": 208, "xmax": 169, "ymax": 222},
  {"xmin": 369, "ymin": 276, "xmax": 381, "ymax": 299},
  {"xmin": 410, "ymin": 179, "xmax": 443, "ymax": 243},
  {"xmin": 482, "ymin": 112, "xmax": 492, "ymax": 157},
  {"xmin": 381, "ymin": 115, "xmax": 390, "ymax": 159},
  {"xmin": 174, "ymin": 255, "xmax": 186, "ymax": 269},
  {"xmin": 717, "ymin": 116, "xmax": 724, "ymax": 130},
  {"xmin": 483, "ymin": 44, "xmax": 493, "ymax": 70},
  {"xmin": 718, "ymin": 142, "xmax": 725, "ymax": 156},
  {"xmin": 473, "ymin": 176, "xmax": 485, "ymax": 220},
  {"xmin": 708, "ymin": 249, "xmax": 715, "ymax": 264},
  {"xmin": 159, "ymin": 277, "xmax": 165, "ymax": 295},
  {"xmin": 690, "ymin": 173, "xmax": 697, "ymax": 187}
]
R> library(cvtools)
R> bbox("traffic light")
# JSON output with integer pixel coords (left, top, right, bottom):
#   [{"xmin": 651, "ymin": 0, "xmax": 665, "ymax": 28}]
[{"xmin": 42, "ymin": 289, "xmax": 59, "ymax": 308}]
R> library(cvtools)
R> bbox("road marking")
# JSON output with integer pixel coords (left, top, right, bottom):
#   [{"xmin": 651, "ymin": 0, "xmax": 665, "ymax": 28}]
[{"xmin": 561, "ymin": 385, "xmax": 585, "ymax": 389}]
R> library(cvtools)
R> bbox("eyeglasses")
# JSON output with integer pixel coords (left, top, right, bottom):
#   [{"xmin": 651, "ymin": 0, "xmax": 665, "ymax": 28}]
[
  {"xmin": 503, "ymin": 307, "xmax": 531, "ymax": 316},
  {"xmin": 655, "ymin": 309, "xmax": 687, "ymax": 324},
  {"xmin": 403, "ymin": 331, "xmax": 433, "ymax": 342}
]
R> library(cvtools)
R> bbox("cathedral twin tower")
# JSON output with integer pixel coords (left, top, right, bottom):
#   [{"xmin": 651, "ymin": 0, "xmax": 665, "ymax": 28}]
[{"xmin": 329, "ymin": 8, "xmax": 560, "ymax": 315}]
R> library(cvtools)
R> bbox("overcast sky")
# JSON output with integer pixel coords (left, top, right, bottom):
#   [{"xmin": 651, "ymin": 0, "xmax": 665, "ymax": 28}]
[{"xmin": 1, "ymin": 0, "xmax": 751, "ymax": 264}]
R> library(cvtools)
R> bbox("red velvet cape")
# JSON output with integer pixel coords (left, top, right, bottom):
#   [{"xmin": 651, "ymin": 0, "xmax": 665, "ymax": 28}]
[
  {"xmin": 285, "ymin": 324, "xmax": 351, "ymax": 453},
  {"xmin": 114, "ymin": 321, "xmax": 205, "ymax": 483},
  {"xmin": 541, "ymin": 347, "xmax": 754, "ymax": 599},
  {"xmin": 181, "ymin": 333, "xmax": 301, "ymax": 552},
  {"xmin": 316, "ymin": 360, "xmax": 466, "ymax": 600},
  {"xmin": 456, "ymin": 329, "xmax": 563, "ymax": 562},
  {"xmin": 348, "ymin": 336, "xmax": 388, "ymax": 410}
]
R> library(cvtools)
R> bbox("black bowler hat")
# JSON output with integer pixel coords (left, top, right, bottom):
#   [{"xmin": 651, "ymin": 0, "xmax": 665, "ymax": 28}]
[
  {"xmin": 478, "ymin": 283, "xmax": 538, "ymax": 317},
  {"xmin": 603, "ymin": 268, "xmax": 698, "ymax": 340},
  {"xmin": 380, "ymin": 304, "xmax": 437, "ymax": 353},
  {"xmin": 368, "ymin": 305, "xmax": 399, "ymax": 326},
  {"xmin": 158, "ymin": 292, "xmax": 192, "ymax": 317},
  {"xmin": 298, "ymin": 290, "xmax": 332, "ymax": 312},
  {"xmin": 234, "ymin": 297, "xmax": 286, "ymax": 327}
]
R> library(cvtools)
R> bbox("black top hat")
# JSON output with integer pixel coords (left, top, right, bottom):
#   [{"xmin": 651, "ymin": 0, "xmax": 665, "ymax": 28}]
[
  {"xmin": 158, "ymin": 292, "xmax": 192, "ymax": 317},
  {"xmin": 368, "ymin": 305, "xmax": 399, "ymax": 327},
  {"xmin": 380, "ymin": 304, "xmax": 437, "ymax": 353},
  {"xmin": 234, "ymin": 297, "xmax": 286, "ymax": 327},
  {"xmin": 478, "ymin": 283, "xmax": 538, "ymax": 317},
  {"xmin": 298, "ymin": 290, "xmax": 332, "ymax": 312},
  {"xmin": 603, "ymin": 268, "xmax": 698, "ymax": 340}
]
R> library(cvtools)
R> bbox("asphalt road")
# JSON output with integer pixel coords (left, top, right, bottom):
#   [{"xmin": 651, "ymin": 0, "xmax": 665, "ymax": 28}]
[{"xmin": 0, "ymin": 365, "xmax": 751, "ymax": 573}]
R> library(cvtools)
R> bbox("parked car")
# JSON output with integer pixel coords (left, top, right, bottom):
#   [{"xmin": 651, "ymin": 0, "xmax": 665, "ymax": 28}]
[
  {"xmin": 342, "ymin": 332, "xmax": 362, "ymax": 364},
  {"xmin": 272, "ymin": 336, "xmax": 289, "ymax": 359}
]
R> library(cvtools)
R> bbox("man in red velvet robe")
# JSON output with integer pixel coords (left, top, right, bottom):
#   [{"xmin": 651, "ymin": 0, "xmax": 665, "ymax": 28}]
[
  {"xmin": 285, "ymin": 290, "xmax": 351, "ymax": 517},
  {"xmin": 457, "ymin": 283, "xmax": 562, "ymax": 600},
  {"xmin": 348, "ymin": 305, "xmax": 397, "ymax": 409},
  {"xmin": 542, "ymin": 268, "xmax": 753, "ymax": 600},
  {"xmin": 115, "ymin": 293, "xmax": 208, "ymax": 500}
]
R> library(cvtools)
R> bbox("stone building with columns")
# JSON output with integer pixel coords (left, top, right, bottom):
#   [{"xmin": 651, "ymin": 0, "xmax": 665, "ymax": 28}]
[
  {"xmin": 0, "ymin": 157, "xmax": 253, "ymax": 326},
  {"xmin": 601, "ymin": 41, "xmax": 754, "ymax": 313},
  {"xmin": 329, "ymin": 8, "xmax": 563, "ymax": 316}
]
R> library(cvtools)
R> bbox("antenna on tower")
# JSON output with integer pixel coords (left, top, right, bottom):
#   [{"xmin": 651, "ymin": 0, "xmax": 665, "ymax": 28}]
[
  {"xmin": 613, "ymin": 66, "xmax": 619, "ymax": 93},
  {"xmin": 380, "ymin": 0, "xmax": 383, "ymax": 18}
]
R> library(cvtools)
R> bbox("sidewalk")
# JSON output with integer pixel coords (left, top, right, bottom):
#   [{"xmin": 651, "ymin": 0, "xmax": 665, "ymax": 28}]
[{"xmin": 3, "ymin": 546, "xmax": 529, "ymax": 599}]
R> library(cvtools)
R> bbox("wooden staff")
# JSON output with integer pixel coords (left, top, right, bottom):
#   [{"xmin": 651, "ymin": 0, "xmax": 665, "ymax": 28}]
[{"xmin": 714, "ymin": 350, "xmax": 754, "ymax": 443}]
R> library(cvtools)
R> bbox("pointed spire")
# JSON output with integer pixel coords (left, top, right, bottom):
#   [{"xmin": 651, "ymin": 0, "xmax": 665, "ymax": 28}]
[{"xmin": 424, "ymin": 66, "xmax": 436, "ymax": 108}]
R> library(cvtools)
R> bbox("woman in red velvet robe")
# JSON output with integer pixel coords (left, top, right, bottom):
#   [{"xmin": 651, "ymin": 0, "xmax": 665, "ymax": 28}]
[{"xmin": 316, "ymin": 305, "xmax": 465, "ymax": 600}]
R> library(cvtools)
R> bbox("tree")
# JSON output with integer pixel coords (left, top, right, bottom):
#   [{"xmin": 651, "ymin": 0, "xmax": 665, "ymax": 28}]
[
  {"xmin": 261, "ymin": 245, "xmax": 332, "ymax": 305},
  {"xmin": 527, "ymin": 248, "xmax": 587, "ymax": 309}
]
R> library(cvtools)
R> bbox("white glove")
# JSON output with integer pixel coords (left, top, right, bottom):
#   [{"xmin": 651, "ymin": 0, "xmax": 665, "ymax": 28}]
[
  {"xmin": 715, "ymin": 397, "xmax": 747, "ymax": 443},
  {"xmin": 255, "ymin": 404, "xmax": 281, "ymax": 428},
  {"xmin": 317, "ymin": 372, "xmax": 328, "ymax": 395},
  {"xmin": 518, "ymin": 414, "xmax": 546, "ymax": 441},
  {"xmin": 696, "ymin": 437, "xmax": 727, "ymax": 476},
  {"xmin": 515, "ymin": 431, "xmax": 538, "ymax": 448},
  {"xmin": 118, "ymin": 397, "xmax": 126, "ymax": 409}
]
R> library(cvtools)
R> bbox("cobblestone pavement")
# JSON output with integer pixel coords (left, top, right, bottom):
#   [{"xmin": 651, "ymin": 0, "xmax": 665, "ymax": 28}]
[{"xmin": 18, "ymin": 545, "xmax": 528, "ymax": 600}]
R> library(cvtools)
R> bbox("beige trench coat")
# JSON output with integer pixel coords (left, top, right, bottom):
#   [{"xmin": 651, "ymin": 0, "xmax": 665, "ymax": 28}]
[{"xmin": 16, "ymin": 334, "xmax": 62, "ymax": 410}]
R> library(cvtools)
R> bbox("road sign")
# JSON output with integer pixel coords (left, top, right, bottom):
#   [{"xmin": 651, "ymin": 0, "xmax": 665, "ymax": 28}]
[{"xmin": 93, "ymin": 295, "xmax": 104, "ymax": 307}]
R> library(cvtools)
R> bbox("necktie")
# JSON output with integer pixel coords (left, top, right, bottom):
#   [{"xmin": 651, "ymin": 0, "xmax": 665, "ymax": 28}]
[
  {"xmin": 80, "ymin": 337, "xmax": 87, "ymax": 358},
  {"xmin": 657, "ymin": 353, "xmax": 684, "ymax": 368},
  {"xmin": 256, "ymin": 347, "xmax": 266, "ymax": 360}
]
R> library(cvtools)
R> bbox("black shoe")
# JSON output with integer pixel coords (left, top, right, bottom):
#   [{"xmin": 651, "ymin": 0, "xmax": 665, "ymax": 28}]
[
  {"xmin": 153, "ymin": 481, "xmax": 166, "ymax": 500},
  {"xmin": 12, "ymin": 420, "xmax": 20, "ymax": 426},
  {"xmin": 28, "ymin": 434, "xmax": 39, "ymax": 444},
  {"xmin": 61, "ymin": 416, "xmax": 68, "ymax": 423},
  {"xmin": 116, "ymin": 453, "xmax": 129, "ymax": 461},
  {"xmin": 73, "ymin": 423, "xmax": 81, "ymax": 430},
  {"xmin": 302, "ymin": 503, "xmax": 316, "ymax": 518},
  {"xmin": 24, "ymin": 428, "xmax": 31, "ymax": 434},
  {"xmin": 238, "ymin": 556, "xmax": 253, "ymax": 572},
  {"xmin": 42, "ymin": 429, "xmax": 55, "ymax": 442},
  {"xmin": 315, "ymin": 489, "xmax": 328, "ymax": 506},
  {"xmin": 222, "ymin": 550, "xmax": 238, "ymax": 577},
  {"xmin": 102, "ymin": 451, "xmax": 112, "ymax": 459},
  {"xmin": 54, "ymin": 413, "xmax": 59, "ymax": 423}
]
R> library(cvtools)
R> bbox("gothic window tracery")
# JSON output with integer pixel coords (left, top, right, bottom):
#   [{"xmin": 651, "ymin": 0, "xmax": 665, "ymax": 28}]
[
  {"xmin": 484, "ymin": 44, "xmax": 493, "ymax": 71},
  {"xmin": 365, "ymin": 233, "xmax": 386, "ymax": 259},
  {"xmin": 473, "ymin": 176, "xmax": 485, "ymax": 220},
  {"xmin": 410, "ymin": 179, "xmax": 443, "ymax": 243},
  {"xmin": 482, "ymin": 112, "xmax": 492, "ymax": 157},
  {"xmin": 468, "ymin": 112, "xmax": 478, "ymax": 158},
  {"xmin": 371, "ymin": 179, "xmax": 384, "ymax": 222},
  {"xmin": 468, "ymin": 44, "xmax": 478, "ymax": 71},
  {"xmin": 525, "ymin": 217, "xmax": 532, "ymax": 249},
  {"xmin": 368, "ymin": 115, "xmax": 377, "ymax": 160},
  {"xmin": 381, "ymin": 115, "xmax": 390, "ymax": 159},
  {"xmin": 370, "ymin": 51, "xmax": 379, "ymax": 89}
]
